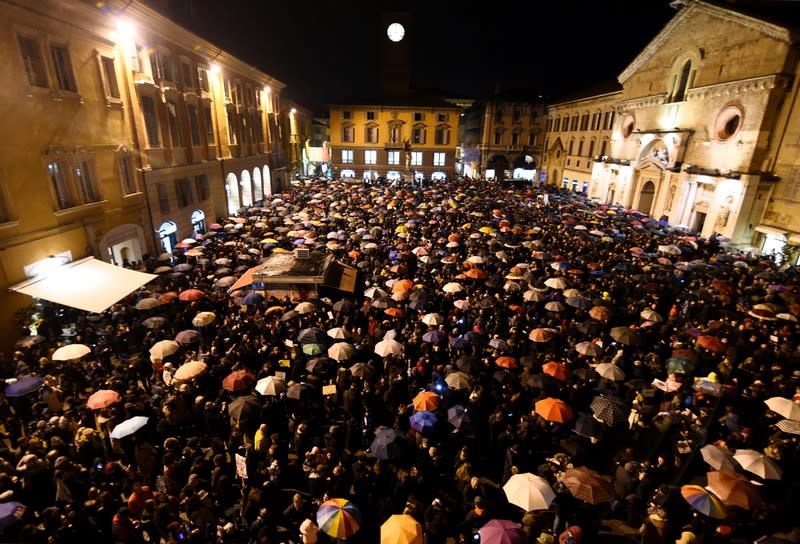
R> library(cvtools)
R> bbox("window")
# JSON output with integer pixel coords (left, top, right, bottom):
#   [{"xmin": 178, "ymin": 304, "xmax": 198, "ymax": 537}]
[
  {"xmin": 603, "ymin": 111, "xmax": 615, "ymax": 130},
  {"xmin": 577, "ymin": 141, "xmax": 584, "ymax": 156},
  {"xmin": 226, "ymin": 107, "xmax": 237, "ymax": 145},
  {"xmin": 410, "ymin": 152, "xmax": 422, "ymax": 166},
  {"xmin": 187, "ymin": 104, "xmax": 200, "ymax": 146},
  {"xmin": 511, "ymin": 132, "xmax": 520, "ymax": 146},
  {"xmin": 435, "ymin": 127, "xmax": 450, "ymax": 145},
  {"xmin": 74, "ymin": 159, "xmax": 99, "ymax": 203},
  {"xmin": 167, "ymin": 100, "xmax": 182, "ymax": 147},
  {"xmin": 437, "ymin": 113, "xmax": 449, "ymax": 122},
  {"xmin": 389, "ymin": 125, "xmax": 401, "ymax": 144},
  {"xmin": 528, "ymin": 133, "xmax": 537, "ymax": 146},
  {"xmin": 600, "ymin": 140, "xmax": 608, "ymax": 156},
  {"xmin": 157, "ymin": 182, "xmax": 170, "ymax": 214},
  {"xmin": 365, "ymin": 125, "xmax": 379, "ymax": 143},
  {"xmin": 568, "ymin": 140, "xmax": 574, "ymax": 154},
  {"xmin": 203, "ymin": 104, "xmax": 214, "ymax": 144},
  {"xmin": 149, "ymin": 51, "xmax": 164, "ymax": 81},
  {"xmin": 162, "ymin": 54, "xmax": 177, "ymax": 83},
  {"xmin": 18, "ymin": 35, "xmax": 48, "ymax": 88},
  {"xmin": 580, "ymin": 114, "xmax": 589, "ymax": 131},
  {"xmin": 414, "ymin": 112, "xmax": 423, "ymax": 121},
  {"xmin": 99, "ymin": 55, "xmax": 120, "ymax": 99},
  {"xmin": 118, "ymin": 148, "xmax": 137, "ymax": 195},
  {"xmin": 50, "ymin": 44, "xmax": 77, "ymax": 93},
  {"xmin": 197, "ymin": 66, "xmax": 209, "ymax": 92},
  {"xmin": 341, "ymin": 149, "xmax": 353, "ymax": 164},
  {"xmin": 494, "ymin": 132, "xmax": 502, "ymax": 145},
  {"xmin": 141, "ymin": 95, "xmax": 160, "ymax": 147},
  {"xmin": 591, "ymin": 112, "xmax": 601, "ymax": 131},
  {"xmin": 433, "ymin": 152, "xmax": 446, "ymax": 166},
  {"xmin": 714, "ymin": 105, "xmax": 743, "ymax": 142},
  {"xmin": 342, "ymin": 111, "xmax": 352, "ymax": 120},
  {"xmin": 364, "ymin": 150, "xmax": 377, "ymax": 165},
  {"xmin": 176, "ymin": 177, "xmax": 193, "ymax": 208},
  {"xmin": 570, "ymin": 116, "xmax": 579, "ymax": 131},
  {"xmin": 554, "ymin": 118, "xmax": 561, "ymax": 132},
  {"xmin": 387, "ymin": 150, "xmax": 400, "ymax": 165},
  {"xmin": 48, "ymin": 159, "xmax": 73, "ymax": 209},
  {"xmin": 547, "ymin": 118, "xmax": 553, "ymax": 132},
  {"xmin": 234, "ymin": 83, "xmax": 243, "ymax": 105},
  {"xmin": 412, "ymin": 127, "xmax": 425, "ymax": 144},
  {"xmin": 342, "ymin": 125, "xmax": 354, "ymax": 143},
  {"xmin": 673, "ymin": 60, "xmax": 692, "ymax": 102},
  {"xmin": 194, "ymin": 174, "xmax": 209, "ymax": 201},
  {"xmin": 223, "ymin": 79, "xmax": 232, "ymax": 102},
  {"xmin": 181, "ymin": 61, "xmax": 192, "ymax": 89},
  {"xmin": 366, "ymin": 111, "xmax": 376, "ymax": 120},
  {"xmin": 588, "ymin": 140, "xmax": 595, "ymax": 158}
]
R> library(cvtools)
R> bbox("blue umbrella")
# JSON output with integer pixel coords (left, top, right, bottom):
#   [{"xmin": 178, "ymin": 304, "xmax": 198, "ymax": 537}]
[
  {"xmin": 447, "ymin": 404, "xmax": 473, "ymax": 431},
  {"xmin": 3, "ymin": 376, "xmax": 44, "ymax": 397},
  {"xmin": 369, "ymin": 427, "xmax": 409, "ymax": 461},
  {"xmin": 242, "ymin": 292, "xmax": 264, "ymax": 306},
  {"xmin": 422, "ymin": 330, "xmax": 446, "ymax": 344},
  {"xmin": 0, "ymin": 501, "xmax": 25, "ymax": 529},
  {"xmin": 409, "ymin": 411, "xmax": 437, "ymax": 433}
]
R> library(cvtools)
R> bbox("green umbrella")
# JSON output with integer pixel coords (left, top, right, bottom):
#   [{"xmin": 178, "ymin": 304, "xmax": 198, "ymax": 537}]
[{"xmin": 302, "ymin": 343, "xmax": 326, "ymax": 356}]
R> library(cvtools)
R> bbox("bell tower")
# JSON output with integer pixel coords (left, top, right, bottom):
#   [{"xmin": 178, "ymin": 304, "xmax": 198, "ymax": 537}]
[{"xmin": 379, "ymin": 5, "xmax": 412, "ymax": 96}]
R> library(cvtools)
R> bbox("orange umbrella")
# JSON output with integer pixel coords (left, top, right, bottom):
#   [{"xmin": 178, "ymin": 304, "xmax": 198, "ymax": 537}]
[
  {"xmin": 392, "ymin": 279, "xmax": 414, "ymax": 293},
  {"xmin": 412, "ymin": 391, "xmax": 440, "ymax": 411},
  {"xmin": 542, "ymin": 361, "xmax": 571, "ymax": 381},
  {"xmin": 496, "ymin": 356, "xmax": 518, "ymax": 369},
  {"xmin": 706, "ymin": 470, "xmax": 761, "ymax": 510},
  {"xmin": 385, "ymin": 307, "xmax": 405, "ymax": 318},
  {"xmin": 697, "ymin": 335, "xmax": 726, "ymax": 353},
  {"xmin": 529, "ymin": 328, "xmax": 555, "ymax": 342},
  {"xmin": 589, "ymin": 306, "xmax": 610, "ymax": 321},
  {"xmin": 465, "ymin": 268, "xmax": 487, "ymax": 280},
  {"xmin": 534, "ymin": 397, "xmax": 574, "ymax": 423},
  {"xmin": 178, "ymin": 289, "xmax": 206, "ymax": 302}
]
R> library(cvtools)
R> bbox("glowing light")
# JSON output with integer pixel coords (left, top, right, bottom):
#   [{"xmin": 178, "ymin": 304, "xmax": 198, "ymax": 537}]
[
  {"xmin": 116, "ymin": 19, "xmax": 134, "ymax": 37},
  {"xmin": 290, "ymin": 108, "xmax": 297, "ymax": 114},
  {"xmin": 210, "ymin": 64, "xmax": 221, "ymax": 75}
]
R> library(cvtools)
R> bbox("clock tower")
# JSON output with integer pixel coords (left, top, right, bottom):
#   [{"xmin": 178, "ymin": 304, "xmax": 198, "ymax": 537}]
[{"xmin": 380, "ymin": 8, "xmax": 412, "ymax": 96}]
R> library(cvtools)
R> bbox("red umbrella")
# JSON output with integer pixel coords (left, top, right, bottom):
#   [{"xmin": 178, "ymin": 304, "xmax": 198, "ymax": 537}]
[
  {"xmin": 87, "ymin": 389, "xmax": 121, "ymax": 410},
  {"xmin": 222, "ymin": 370, "xmax": 257, "ymax": 392},
  {"xmin": 178, "ymin": 289, "xmax": 206, "ymax": 302}
]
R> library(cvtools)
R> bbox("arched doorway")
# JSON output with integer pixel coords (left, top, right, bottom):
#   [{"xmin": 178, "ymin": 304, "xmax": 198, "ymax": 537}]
[
  {"xmin": 240, "ymin": 169, "xmax": 253, "ymax": 207},
  {"xmin": 262, "ymin": 165, "xmax": 272, "ymax": 196},
  {"xmin": 191, "ymin": 209, "xmax": 205, "ymax": 234},
  {"xmin": 550, "ymin": 169, "xmax": 559, "ymax": 187},
  {"xmin": 100, "ymin": 224, "xmax": 146, "ymax": 267},
  {"xmin": 225, "ymin": 172, "xmax": 240, "ymax": 215},
  {"xmin": 253, "ymin": 168, "xmax": 263, "ymax": 201},
  {"xmin": 638, "ymin": 180, "xmax": 656, "ymax": 215},
  {"xmin": 158, "ymin": 221, "xmax": 178, "ymax": 254}
]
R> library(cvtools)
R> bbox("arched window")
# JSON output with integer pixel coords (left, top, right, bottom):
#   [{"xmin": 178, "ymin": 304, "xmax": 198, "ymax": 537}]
[
  {"xmin": 253, "ymin": 168, "xmax": 263, "ymax": 201},
  {"xmin": 158, "ymin": 221, "xmax": 177, "ymax": 254},
  {"xmin": 191, "ymin": 209, "xmax": 205, "ymax": 234},
  {"xmin": 262, "ymin": 165, "xmax": 272, "ymax": 196},
  {"xmin": 240, "ymin": 169, "xmax": 253, "ymax": 207},
  {"xmin": 674, "ymin": 60, "xmax": 692, "ymax": 102},
  {"xmin": 225, "ymin": 172, "xmax": 240, "ymax": 215}
]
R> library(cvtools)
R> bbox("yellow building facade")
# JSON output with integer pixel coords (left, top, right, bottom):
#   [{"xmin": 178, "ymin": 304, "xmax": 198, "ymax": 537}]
[
  {"xmin": 0, "ymin": 0, "xmax": 288, "ymax": 348},
  {"xmin": 328, "ymin": 97, "xmax": 461, "ymax": 183}
]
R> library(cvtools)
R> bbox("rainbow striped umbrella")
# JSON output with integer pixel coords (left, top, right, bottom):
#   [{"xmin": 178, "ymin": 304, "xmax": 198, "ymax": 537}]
[
  {"xmin": 680, "ymin": 484, "xmax": 727, "ymax": 519},
  {"xmin": 317, "ymin": 498, "xmax": 361, "ymax": 539}
]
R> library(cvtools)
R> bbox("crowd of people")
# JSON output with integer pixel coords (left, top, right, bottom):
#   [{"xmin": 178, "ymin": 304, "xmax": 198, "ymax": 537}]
[{"xmin": 1, "ymin": 177, "xmax": 799, "ymax": 544}]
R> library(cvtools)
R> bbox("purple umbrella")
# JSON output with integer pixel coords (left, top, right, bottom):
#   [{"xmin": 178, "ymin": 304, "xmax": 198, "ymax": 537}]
[
  {"xmin": 422, "ymin": 330, "xmax": 446, "ymax": 344},
  {"xmin": 4, "ymin": 376, "xmax": 44, "ymax": 397},
  {"xmin": 478, "ymin": 519, "xmax": 526, "ymax": 544},
  {"xmin": 175, "ymin": 330, "xmax": 202, "ymax": 344},
  {"xmin": 409, "ymin": 411, "xmax": 437, "ymax": 433}
]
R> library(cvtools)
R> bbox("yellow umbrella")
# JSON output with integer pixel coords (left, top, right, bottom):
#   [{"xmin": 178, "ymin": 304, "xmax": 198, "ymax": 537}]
[
  {"xmin": 381, "ymin": 514, "xmax": 423, "ymax": 544},
  {"xmin": 479, "ymin": 226, "xmax": 495, "ymax": 234},
  {"xmin": 192, "ymin": 311, "xmax": 216, "ymax": 327}
]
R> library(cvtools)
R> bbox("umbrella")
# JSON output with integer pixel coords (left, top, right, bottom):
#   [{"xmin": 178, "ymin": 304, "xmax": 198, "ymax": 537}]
[
  {"xmin": 421, "ymin": 313, "xmax": 444, "ymax": 326},
  {"xmin": 178, "ymin": 289, "xmax": 205, "ymax": 301},
  {"xmin": 222, "ymin": 370, "xmax": 257, "ymax": 392},
  {"xmin": 3, "ymin": 375, "xmax": 44, "ymax": 397},
  {"xmin": 588, "ymin": 306, "xmax": 610, "ymax": 321},
  {"xmin": 503, "ymin": 472, "xmax": 556, "ymax": 511},
  {"xmin": 561, "ymin": 466, "xmax": 615, "ymax": 504},
  {"xmin": 409, "ymin": 411, "xmax": 437, "ymax": 433},
  {"xmin": 590, "ymin": 395, "xmax": 628, "ymax": 426},
  {"xmin": 241, "ymin": 292, "xmax": 265, "ymax": 306},
  {"xmin": 328, "ymin": 342, "xmax": 355, "ymax": 361},
  {"xmin": 478, "ymin": 519, "xmax": 526, "ymax": 544},
  {"xmin": 640, "ymin": 308, "xmax": 664, "ymax": 322},
  {"xmin": 776, "ymin": 418, "xmax": 800, "ymax": 434},
  {"xmin": 333, "ymin": 299, "xmax": 358, "ymax": 313},
  {"xmin": 455, "ymin": 355, "xmax": 480, "ymax": 374},
  {"xmin": 302, "ymin": 343, "xmax": 326, "ymax": 356},
  {"xmin": 280, "ymin": 310, "xmax": 300, "ymax": 321},
  {"xmin": 609, "ymin": 326, "xmax": 641, "ymax": 345},
  {"xmin": 575, "ymin": 341, "xmax": 603, "ymax": 357},
  {"xmin": 192, "ymin": 311, "xmax": 216, "ymax": 327},
  {"xmin": 0, "ymin": 501, "xmax": 25, "ymax": 530},
  {"xmin": 298, "ymin": 327, "xmax": 328, "ymax": 344},
  {"xmin": 110, "ymin": 416, "xmax": 149, "ymax": 439},
  {"xmin": 706, "ymin": 469, "xmax": 761, "ymax": 510},
  {"xmin": 175, "ymin": 330, "xmax": 202, "ymax": 344},
  {"xmin": 764, "ymin": 397, "xmax": 800, "ymax": 421},
  {"xmin": 534, "ymin": 397, "xmax": 574, "ymax": 423},
  {"xmin": 173, "ymin": 360, "xmax": 207, "ymax": 382},
  {"xmin": 364, "ymin": 287, "xmax": 388, "ymax": 299},
  {"xmin": 135, "ymin": 297, "xmax": 162, "ymax": 310},
  {"xmin": 442, "ymin": 282, "xmax": 464, "ymax": 293},
  {"xmin": 317, "ymin": 498, "xmax": 361, "ymax": 540},
  {"xmin": 327, "ymin": 327, "xmax": 352, "ymax": 340},
  {"xmin": 412, "ymin": 391, "xmax": 440, "ymax": 411},
  {"xmin": 697, "ymin": 335, "xmax": 726, "ymax": 353},
  {"xmin": 422, "ymin": 330, "xmax": 446, "ymax": 344},
  {"xmin": 295, "ymin": 301, "xmax": 317, "ymax": 314},
  {"xmin": 700, "ymin": 444, "xmax": 737, "ymax": 471},
  {"xmin": 445, "ymin": 371, "xmax": 472, "ymax": 390},
  {"xmin": 732, "ymin": 449, "xmax": 783, "ymax": 480},
  {"xmin": 542, "ymin": 361, "xmax": 570, "ymax": 381},
  {"xmin": 86, "ymin": 389, "xmax": 121, "ymax": 410},
  {"xmin": 349, "ymin": 362, "xmax": 376, "ymax": 379},
  {"xmin": 286, "ymin": 382, "xmax": 316, "ymax": 400},
  {"xmin": 529, "ymin": 328, "xmax": 555, "ymax": 342},
  {"xmin": 142, "ymin": 317, "xmax": 170, "ymax": 329},
  {"xmin": 228, "ymin": 394, "xmax": 262, "ymax": 423},
  {"xmin": 573, "ymin": 412, "xmax": 603, "ymax": 438},
  {"xmin": 680, "ymin": 485, "xmax": 727, "ymax": 519},
  {"xmin": 150, "ymin": 339, "xmax": 180, "ymax": 358},
  {"xmin": 375, "ymin": 338, "xmax": 403, "ymax": 357},
  {"xmin": 447, "ymin": 404, "xmax": 473, "ymax": 430},
  {"xmin": 544, "ymin": 277, "xmax": 567, "ymax": 289},
  {"xmin": 255, "ymin": 376, "xmax": 287, "ymax": 396},
  {"xmin": 381, "ymin": 514, "xmax": 423, "ymax": 544},
  {"xmin": 594, "ymin": 362, "xmax": 625, "ymax": 381},
  {"xmin": 52, "ymin": 343, "xmax": 92, "ymax": 361},
  {"xmin": 370, "ymin": 427, "xmax": 409, "ymax": 460}
]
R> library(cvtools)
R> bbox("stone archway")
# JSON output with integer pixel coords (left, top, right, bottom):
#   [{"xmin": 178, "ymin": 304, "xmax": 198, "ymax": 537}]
[
  {"xmin": 638, "ymin": 180, "xmax": 656, "ymax": 215},
  {"xmin": 225, "ymin": 172, "xmax": 240, "ymax": 215}
]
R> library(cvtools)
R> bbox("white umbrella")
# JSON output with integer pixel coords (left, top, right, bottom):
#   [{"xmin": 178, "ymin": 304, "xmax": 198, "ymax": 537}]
[
  {"xmin": 110, "ymin": 416, "xmax": 149, "ymax": 440},
  {"xmin": 421, "ymin": 313, "xmax": 444, "ymax": 326},
  {"xmin": 52, "ymin": 343, "xmax": 92, "ymax": 361},
  {"xmin": 149, "ymin": 340, "xmax": 180, "ymax": 359},
  {"xmin": 375, "ymin": 338, "xmax": 403, "ymax": 357},
  {"xmin": 453, "ymin": 300, "xmax": 471, "ymax": 310},
  {"xmin": 295, "ymin": 302, "xmax": 316, "ymax": 314},
  {"xmin": 503, "ymin": 472, "xmax": 556, "ymax": 511},
  {"xmin": 733, "ymin": 449, "xmax": 783, "ymax": 480},
  {"xmin": 328, "ymin": 342, "xmax": 355, "ymax": 361},
  {"xmin": 640, "ymin": 308, "xmax": 664, "ymax": 322},
  {"xmin": 700, "ymin": 444, "xmax": 736, "ymax": 471},
  {"xmin": 594, "ymin": 362, "xmax": 626, "ymax": 381},
  {"xmin": 327, "ymin": 327, "xmax": 352, "ymax": 340},
  {"xmin": 544, "ymin": 277, "xmax": 567, "ymax": 289},
  {"xmin": 364, "ymin": 287, "xmax": 388, "ymax": 299},
  {"xmin": 764, "ymin": 397, "xmax": 800, "ymax": 421},
  {"xmin": 255, "ymin": 376, "xmax": 287, "ymax": 396},
  {"xmin": 442, "ymin": 282, "xmax": 464, "ymax": 293}
]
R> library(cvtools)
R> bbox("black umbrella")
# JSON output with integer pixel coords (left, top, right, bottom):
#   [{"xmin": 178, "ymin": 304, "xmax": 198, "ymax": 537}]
[
  {"xmin": 573, "ymin": 412, "xmax": 603, "ymax": 438},
  {"xmin": 447, "ymin": 404, "xmax": 473, "ymax": 430},
  {"xmin": 306, "ymin": 357, "xmax": 333, "ymax": 374},
  {"xmin": 298, "ymin": 327, "xmax": 328, "ymax": 344},
  {"xmin": 142, "ymin": 317, "xmax": 170, "ymax": 329},
  {"xmin": 228, "ymin": 394, "xmax": 261, "ymax": 424},
  {"xmin": 590, "ymin": 395, "xmax": 628, "ymax": 426},
  {"xmin": 333, "ymin": 299, "xmax": 357, "ymax": 313},
  {"xmin": 280, "ymin": 310, "xmax": 300, "ymax": 321},
  {"xmin": 369, "ymin": 427, "xmax": 409, "ymax": 461},
  {"xmin": 576, "ymin": 320, "xmax": 605, "ymax": 336},
  {"xmin": 286, "ymin": 382, "xmax": 316, "ymax": 400},
  {"xmin": 455, "ymin": 355, "xmax": 480, "ymax": 374}
]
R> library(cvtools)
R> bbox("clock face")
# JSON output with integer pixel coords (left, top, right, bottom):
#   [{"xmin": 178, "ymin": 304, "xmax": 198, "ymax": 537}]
[{"xmin": 387, "ymin": 22, "xmax": 405, "ymax": 42}]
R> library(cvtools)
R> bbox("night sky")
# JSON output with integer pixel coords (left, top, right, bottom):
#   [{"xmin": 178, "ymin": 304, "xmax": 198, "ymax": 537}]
[{"xmin": 155, "ymin": 0, "xmax": 678, "ymax": 113}]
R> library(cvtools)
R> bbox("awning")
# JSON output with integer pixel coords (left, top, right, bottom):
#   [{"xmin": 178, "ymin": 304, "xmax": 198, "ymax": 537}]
[
  {"xmin": 755, "ymin": 225, "xmax": 787, "ymax": 239},
  {"xmin": 227, "ymin": 262, "xmax": 271, "ymax": 293},
  {"xmin": 9, "ymin": 257, "xmax": 157, "ymax": 313},
  {"xmin": 787, "ymin": 233, "xmax": 800, "ymax": 246}
]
